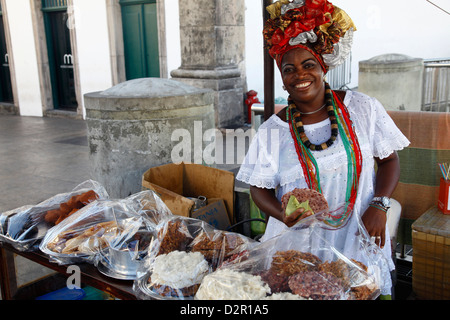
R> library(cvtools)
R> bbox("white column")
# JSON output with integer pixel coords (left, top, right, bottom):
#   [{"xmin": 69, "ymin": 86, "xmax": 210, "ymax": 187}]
[
  {"xmin": 5, "ymin": 0, "xmax": 43, "ymax": 117},
  {"xmin": 71, "ymin": 0, "xmax": 113, "ymax": 119}
]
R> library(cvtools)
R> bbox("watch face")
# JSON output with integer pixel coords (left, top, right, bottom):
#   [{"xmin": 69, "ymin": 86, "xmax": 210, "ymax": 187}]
[{"xmin": 382, "ymin": 197, "xmax": 390, "ymax": 207}]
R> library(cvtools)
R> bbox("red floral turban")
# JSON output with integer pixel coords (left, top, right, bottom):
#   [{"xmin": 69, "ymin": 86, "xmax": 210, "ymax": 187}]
[{"xmin": 263, "ymin": 0, "xmax": 356, "ymax": 73}]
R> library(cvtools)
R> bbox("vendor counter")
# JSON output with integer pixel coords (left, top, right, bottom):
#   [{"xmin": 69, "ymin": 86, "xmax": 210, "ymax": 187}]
[{"xmin": 0, "ymin": 242, "xmax": 136, "ymax": 300}]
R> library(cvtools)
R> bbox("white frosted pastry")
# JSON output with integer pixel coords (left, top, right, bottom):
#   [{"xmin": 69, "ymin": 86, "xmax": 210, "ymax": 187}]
[
  {"xmin": 151, "ymin": 250, "xmax": 209, "ymax": 289},
  {"xmin": 195, "ymin": 269, "xmax": 271, "ymax": 300}
]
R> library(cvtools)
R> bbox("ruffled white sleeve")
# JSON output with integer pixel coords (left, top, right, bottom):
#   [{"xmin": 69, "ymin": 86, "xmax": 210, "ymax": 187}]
[
  {"xmin": 348, "ymin": 92, "xmax": 410, "ymax": 160},
  {"xmin": 236, "ymin": 116, "xmax": 283, "ymax": 189},
  {"xmin": 370, "ymin": 97, "xmax": 410, "ymax": 159}
]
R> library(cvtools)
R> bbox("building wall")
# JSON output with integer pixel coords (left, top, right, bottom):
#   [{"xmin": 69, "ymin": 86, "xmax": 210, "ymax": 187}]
[
  {"xmin": 71, "ymin": 0, "xmax": 114, "ymax": 118},
  {"xmin": 2, "ymin": 0, "xmax": 170, "ymax": 119},
  {"xmin": 4, "ymin": 0, "xmax": 43, "ymax": 117},
  {"xmin": 164, "ymin": 0, "xmax": 180, "ymax": 75},
  {"xmin": 2, "ymin": 0, "xmax": 115, "ymax": 118}
]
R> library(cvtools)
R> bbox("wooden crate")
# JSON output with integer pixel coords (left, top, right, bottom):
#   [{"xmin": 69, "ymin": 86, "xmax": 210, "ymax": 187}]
[{"xmin": 412, "ymin": 207, "xmax": 450, "ymax": 299}]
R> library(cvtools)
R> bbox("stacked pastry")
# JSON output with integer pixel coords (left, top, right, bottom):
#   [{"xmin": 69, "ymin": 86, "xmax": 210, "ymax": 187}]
[{"xmin": 46, "ymin": 220, "xmax": 118, "ymax": 255}]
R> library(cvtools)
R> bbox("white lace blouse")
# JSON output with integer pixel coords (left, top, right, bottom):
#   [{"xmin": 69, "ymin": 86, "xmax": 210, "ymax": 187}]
[{"xmin": 236, "ymin": 90, "xmax": 410, "ymax": 295}]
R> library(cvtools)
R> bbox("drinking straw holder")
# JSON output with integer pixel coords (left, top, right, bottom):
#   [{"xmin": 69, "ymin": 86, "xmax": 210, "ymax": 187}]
[
  {"xmin": 438, "ymin": 163, "xmax": 450, "ymax": 214},
  {"xmin": 438, "ymin": 178, "xmax": 450, "ymax": 215}
]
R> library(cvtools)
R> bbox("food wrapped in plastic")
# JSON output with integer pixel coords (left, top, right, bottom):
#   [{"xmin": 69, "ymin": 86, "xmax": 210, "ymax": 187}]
[
  {"xmin": 40, "ymin": 190, "xmax": 170, "ymax": 266},
  {"xmin": 195, "ymin": 214, "xmax": 389, "ymax": 300},
  {"xmin": 133, "ymin": 216, "xmax": 257, "ymax": 300},
  {"xmin": 0, "ymin": 180, "xmax": 108, "ymax": 251},
  {"xmin": 94, "ymin": 191, "xmax": 173, "ymax": 279},
  {"xmin": 123, "ymin": 190, "xmax": 173, "ymax": 227}
]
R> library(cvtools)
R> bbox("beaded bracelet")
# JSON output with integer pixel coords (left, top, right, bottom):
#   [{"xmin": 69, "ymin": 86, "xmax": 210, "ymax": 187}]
[{"xmin": 369, "ymin": 202, "xmax": 388, "ymax": 213}]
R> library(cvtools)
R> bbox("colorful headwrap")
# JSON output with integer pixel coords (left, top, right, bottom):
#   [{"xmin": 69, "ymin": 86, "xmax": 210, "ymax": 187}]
[{"xmin": 263, "ymin": 0, "xmax": 356, "ymax": 73}]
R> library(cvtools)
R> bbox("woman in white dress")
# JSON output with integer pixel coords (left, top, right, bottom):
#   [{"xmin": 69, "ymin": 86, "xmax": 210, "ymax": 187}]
[{"xmin": 236, "ymin": 0, "xmax": 410, "ymax": 296}]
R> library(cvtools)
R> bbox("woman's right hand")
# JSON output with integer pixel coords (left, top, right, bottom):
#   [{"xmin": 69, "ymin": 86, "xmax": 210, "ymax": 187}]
[
  {"xmin": 250, "ymin": 186, "xmax": 312, "ymax": 227},
  {"xmin": 282, "ymin": 207, "xmax": 313, "ymax": 227}
]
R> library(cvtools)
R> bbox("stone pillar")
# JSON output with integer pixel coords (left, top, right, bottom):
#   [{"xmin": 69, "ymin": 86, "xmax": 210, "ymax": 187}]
[
  {"xmin": 171, "ymin": 0, "xmax": 245, "ymax": 128},
  {"xmin": 85, "ymin": 78, "xmax": 215, "ymax": 198}
]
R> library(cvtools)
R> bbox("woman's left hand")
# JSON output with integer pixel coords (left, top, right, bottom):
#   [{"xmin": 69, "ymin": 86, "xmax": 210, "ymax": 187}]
[
  {"xmin": 361, "ymin": 205, "xmax": 387, "ymax": 248},
  {"xmin": 363, "ymin": 152, "xmax": 401, "ymax": 249}
]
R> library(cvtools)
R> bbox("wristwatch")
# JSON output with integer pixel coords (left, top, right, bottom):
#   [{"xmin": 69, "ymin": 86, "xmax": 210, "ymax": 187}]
[{"xmin": 371, "ymin": 196, "xmax": 391, "ymax": 209}]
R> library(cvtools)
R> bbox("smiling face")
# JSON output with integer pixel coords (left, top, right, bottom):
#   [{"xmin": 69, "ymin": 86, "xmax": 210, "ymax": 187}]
[{"xmin": 281, "ymin": 47, "xmax": 325, "ymax": 111}]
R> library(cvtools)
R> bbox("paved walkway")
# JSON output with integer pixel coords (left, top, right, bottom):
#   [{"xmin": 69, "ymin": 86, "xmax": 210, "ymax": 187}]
[
  {"xmin": 0, "ymin": 114, "xmax": 250, "ymax": 299},
  {"xmin": 0, "ymin": 115, "xmax": 91, "ymax": 213},
  {"xmin": 0, "ymin": 115, "xmax": 93, "ymax": 298}
]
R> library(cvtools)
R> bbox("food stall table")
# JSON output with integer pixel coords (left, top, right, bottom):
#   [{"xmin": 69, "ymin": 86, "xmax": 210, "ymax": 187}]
[{"xmin": 0, "ymin": 242, "xmax": 137, "ymax": 300}]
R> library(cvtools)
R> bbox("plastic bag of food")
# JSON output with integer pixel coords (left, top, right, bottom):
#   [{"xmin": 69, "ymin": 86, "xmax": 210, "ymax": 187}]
[
  {"xmin": 40, "ymin": 190, "xmax": 171, "ymax": 266},
  {"xmin": 0, "ymin": 180, "xmax": 108, "ymax": 251},
  {"xmin": 94, "ymin": 191, "xmax": 173, "ymax": 280},
  {"xmin": 195, "ymin": 213, "xmax": 389, "ymax": 300},
  {"xmin": 133, "ymin": 216, "xmax": 257, "ymax": 300},
  {"xmin": 123, "ymin": 189, "xmax": 173, "ymax": 227}
]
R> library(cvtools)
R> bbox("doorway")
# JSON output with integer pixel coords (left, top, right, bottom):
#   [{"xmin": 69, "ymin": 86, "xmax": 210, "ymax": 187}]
[
  {"xmin": 42, "ymin": 0, "xmax": 78, "ymax": 110},
  {"xmin": 120, "ymin": 0, "xmax": 160, "ymax": 80}
]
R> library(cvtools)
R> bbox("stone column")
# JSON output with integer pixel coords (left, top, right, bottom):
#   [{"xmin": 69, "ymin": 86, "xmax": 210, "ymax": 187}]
[
  {"xmin": 85, "ymin": 78, "xmax": 215, "ymax": 198},
  {"xmin": 171, "ymin": 0, "xmax": 245, "ymax": 128}
]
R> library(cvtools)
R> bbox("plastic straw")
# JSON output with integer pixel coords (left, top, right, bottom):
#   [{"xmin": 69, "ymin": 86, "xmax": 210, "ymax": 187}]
[{"xmin": 438, "ymin": 163, "xmax": 450, "ymax": 180}]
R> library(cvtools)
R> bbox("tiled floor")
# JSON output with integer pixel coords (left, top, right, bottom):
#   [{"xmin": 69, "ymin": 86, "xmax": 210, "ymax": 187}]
[
  {"xmin": 0, "ymin": 115, "xmax": 93, "ymax": 298},
  {"xmin": 0, "ymin": 115, "xmax": 91, "ymax": 213}
]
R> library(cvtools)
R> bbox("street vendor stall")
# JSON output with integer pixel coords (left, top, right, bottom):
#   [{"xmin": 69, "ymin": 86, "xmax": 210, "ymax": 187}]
[{"xmin": 0, "ymin": 177, "xmax": 392, "ymax": 300}]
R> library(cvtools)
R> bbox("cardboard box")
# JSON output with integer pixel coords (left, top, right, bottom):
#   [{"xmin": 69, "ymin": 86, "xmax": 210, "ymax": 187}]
[
  {"xmin": 191, "ymin": 198, "xmax": 231, "ymax": 230},
  {"xmin": 142, "ymin": 163, "xmax": 235, "ymax": 224}
]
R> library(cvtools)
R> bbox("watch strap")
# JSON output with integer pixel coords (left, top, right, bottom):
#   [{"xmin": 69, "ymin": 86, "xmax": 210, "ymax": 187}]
[{"xmin": 371, "ymin": 196, "xmax": 391, "ymax": 210}]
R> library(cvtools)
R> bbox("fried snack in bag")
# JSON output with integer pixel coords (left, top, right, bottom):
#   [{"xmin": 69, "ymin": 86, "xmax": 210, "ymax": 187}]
[
  {"xmin": 195, "ymin": 213, "xmax": 390, "ymax": 300},
  {"xmin": 94, "ymin": 190, "xmax": 172, "ymax": 280},
  {"xmin": 0, "ymin": 180, "xmax": 108, "ymax": 251},
  {"xmin": 40, "ymin": 190, "xmax": 171, "ymax": 266}
]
